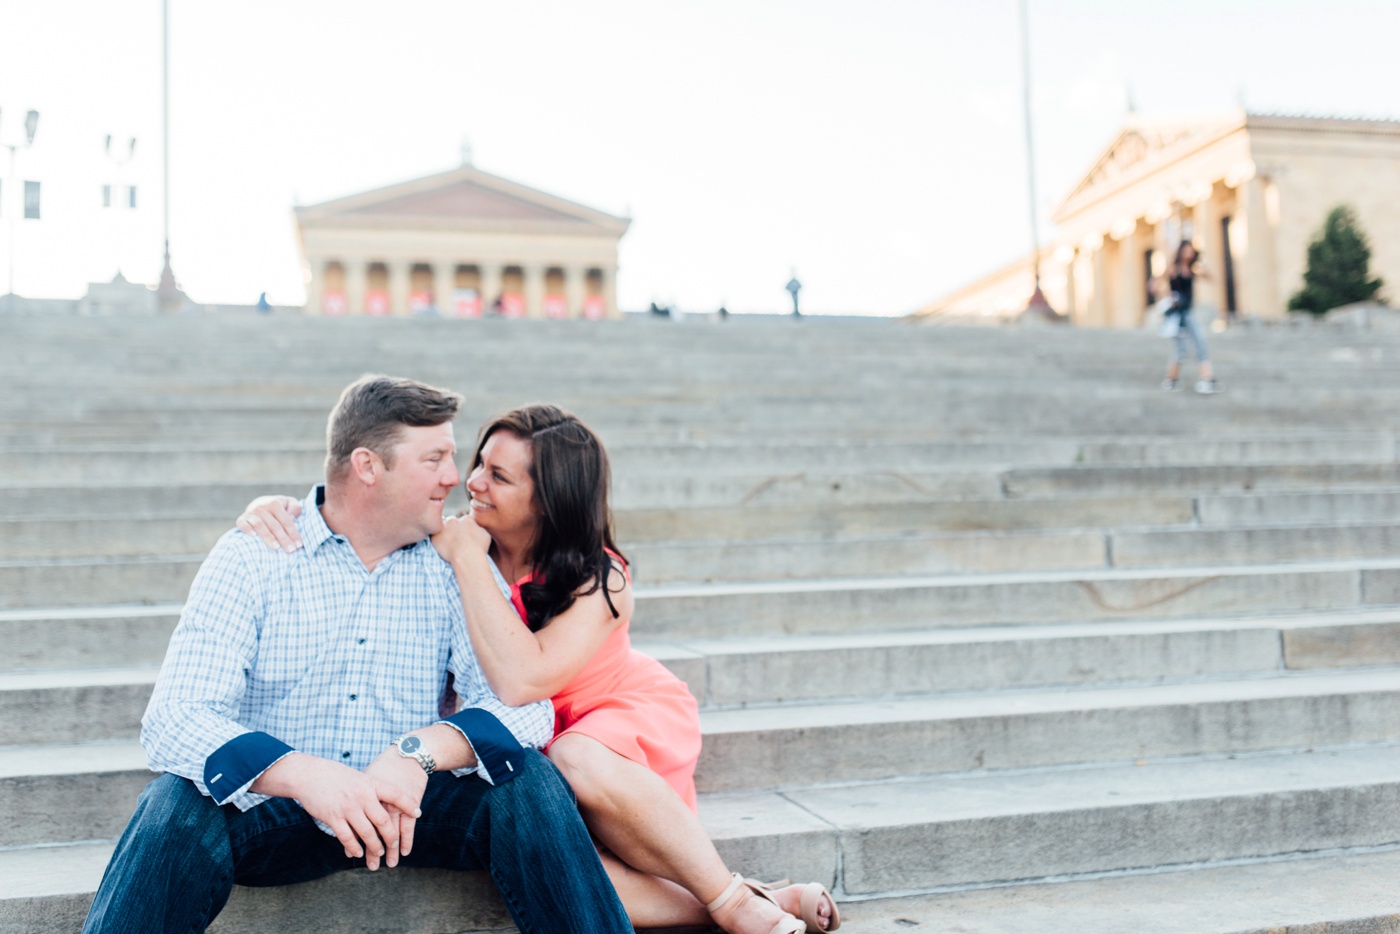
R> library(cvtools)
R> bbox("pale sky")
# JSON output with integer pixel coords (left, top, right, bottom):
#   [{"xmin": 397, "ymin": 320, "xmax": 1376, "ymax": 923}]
[{"xmin": 2, "ymin": 1, "xmax": 1397, "ymax": 314}]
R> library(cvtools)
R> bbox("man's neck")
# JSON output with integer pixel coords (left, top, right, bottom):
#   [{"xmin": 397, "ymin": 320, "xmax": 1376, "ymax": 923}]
[{"xmin": 321, "ymin": 486, "xmax": 407, "ymax": 572}]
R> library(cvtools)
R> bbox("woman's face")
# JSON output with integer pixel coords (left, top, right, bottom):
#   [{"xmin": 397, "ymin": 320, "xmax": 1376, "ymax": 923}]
[
  {"xmin": 466, "ymin": 431, "xmax": 539, "ymax": 546},
  {"xmin": 1180, "ymin": 243, "xmax": 1197, "ymax": 265}
]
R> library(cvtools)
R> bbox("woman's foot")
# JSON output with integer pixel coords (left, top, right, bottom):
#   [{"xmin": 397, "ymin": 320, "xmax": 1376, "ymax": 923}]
[
  {"xmin": 764, "ymin": 881, "xmax": 841, "ymax": 932},
  {"xmin": 706, "ymin": 873, "xmax": 805, "ymax": 934}
]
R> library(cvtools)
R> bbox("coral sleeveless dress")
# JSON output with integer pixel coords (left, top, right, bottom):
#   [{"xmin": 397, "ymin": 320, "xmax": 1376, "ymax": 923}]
[{"xmin": 504, "ymin": 559, "xmax": 702, "ymax": 812}]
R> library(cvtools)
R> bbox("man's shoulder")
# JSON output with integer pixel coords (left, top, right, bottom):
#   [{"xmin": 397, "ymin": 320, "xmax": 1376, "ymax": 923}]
[{"xmin": 203, "ymin": 527, "xmax": 299, "ymax": 576}]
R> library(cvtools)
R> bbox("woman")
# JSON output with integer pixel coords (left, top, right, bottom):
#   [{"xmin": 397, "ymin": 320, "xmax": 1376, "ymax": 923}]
[
  {"xmin": 1160, "ymin": 241, "xmax": 1221, "ymax": 394},
  {"xmin": 237, "ymin": 404, "xmax": 839, "ymax": 934}
]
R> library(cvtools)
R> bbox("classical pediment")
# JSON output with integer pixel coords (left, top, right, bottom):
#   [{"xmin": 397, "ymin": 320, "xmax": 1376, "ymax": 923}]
[
  {"xmin": 1054, "ymin": 115, "xmax": 1244, "ymax": 221},
  {"xmin": 296, "ymin": 165, "xmax": 630, "ymax": 235}
]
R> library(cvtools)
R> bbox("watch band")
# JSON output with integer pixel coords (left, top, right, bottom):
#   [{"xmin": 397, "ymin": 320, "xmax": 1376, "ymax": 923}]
[{"xmin": 392, "ymin": 735, "xmax": 436, "ymax": 775}]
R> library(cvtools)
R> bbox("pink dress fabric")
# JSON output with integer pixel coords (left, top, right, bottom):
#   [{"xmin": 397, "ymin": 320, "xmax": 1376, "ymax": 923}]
[{"xmin": 507, "ymin": 559, "xmax": 702, "ymax": 812}]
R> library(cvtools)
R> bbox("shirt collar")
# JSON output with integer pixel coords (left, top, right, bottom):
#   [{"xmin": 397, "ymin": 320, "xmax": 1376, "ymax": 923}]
[{"xmin": 299, "ymin": 485, "xmax": 339, "ymax": 554}]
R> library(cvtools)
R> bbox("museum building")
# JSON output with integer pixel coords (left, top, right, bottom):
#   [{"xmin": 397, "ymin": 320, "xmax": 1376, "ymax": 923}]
[
  {"xmin": 918, "ymin": 111, "xmax": 1400, "ymax": 326},
  {"xmin": 295, "ymin": 160, "xmax": 630, "ymax": 319}
]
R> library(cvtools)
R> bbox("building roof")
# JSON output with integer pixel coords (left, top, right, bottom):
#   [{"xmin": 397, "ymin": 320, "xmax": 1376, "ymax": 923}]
[
  {"xmin": 295, "ymin": 163, "xmax": 631, "ymax": 237},
  {"xmin": 1053, "ymin": 110, "xmax": 1400, "ymax": 225}
]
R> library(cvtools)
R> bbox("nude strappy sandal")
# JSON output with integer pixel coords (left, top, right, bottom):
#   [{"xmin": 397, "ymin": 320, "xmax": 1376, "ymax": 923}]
[
  {"xmin": 705, "ymin": 872, "xmax": 806, "ymax": 934},
  {"xmin": 745, "ymin": 878, "xmax": 841, "ymax": 933}
]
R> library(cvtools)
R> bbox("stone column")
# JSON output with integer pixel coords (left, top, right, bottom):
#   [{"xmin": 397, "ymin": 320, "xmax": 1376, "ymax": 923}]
[
  {"xmin": 523, "ymin": 265, "xmax": 545, "ymax": 319},
  {"xmin": 1088, "ymin": 244, "xmax": 1107, "ymax": 327},
  {"xmin": 564, "ymin": 266, "xmax": 586, "ymax": 319},
  {"xmin": 434, "ymin": 262, "xmax": 457, "ymax": 315},
  {"xmin": 303, "ymin": 258, "xmax": 323, "ymax": 316},
  {"xmin": 387, "ymin": 262, "xmax": 411, "ymax": 316},
  {"xmin": 479, "ymin": 264, "xmax": 503, "ymax": 310},
  {"xmin": 1193, "ymin": 190, "xmax": 1224, "ymax": 316},
  {"xmin": 1062, "ymin": 248, "xmax": 1078, "ymax": 322},
  {"xmin": 602, "ymin": 265, "xmax": 619, "ymax": 319},
  {"xmin": 345, "ymin": 260, "xmax": 367, "ymax": 316},
  {"xmin": 1239, "ymin": 174, "xmax": 1280, "ymax": 318},
  {"xmin": 1115, "ymin": 225, "xmax": 1142, "ymax": 328}
]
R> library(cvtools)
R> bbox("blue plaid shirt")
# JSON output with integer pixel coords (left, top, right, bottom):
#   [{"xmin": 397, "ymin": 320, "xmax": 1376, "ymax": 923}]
[{"xmin": 141, "ymin": 486, "xmax": 553, "ymax": 811}]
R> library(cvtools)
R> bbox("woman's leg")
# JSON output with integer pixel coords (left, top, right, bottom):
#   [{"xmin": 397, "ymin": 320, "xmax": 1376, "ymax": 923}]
[
  {"xmin": 599, "ymin": 851, "xmax": 710, "ymax": 928},
  {"xmin": 549, "ymin": 733, "xmax": 800, "ymax": 934},
  {"xmin": 1186, "ymin": 313, "xmax": 1215, "ymax": 382}
]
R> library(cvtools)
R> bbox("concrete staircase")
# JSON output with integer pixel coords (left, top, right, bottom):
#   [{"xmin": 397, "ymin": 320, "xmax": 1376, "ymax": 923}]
[{"xmin": 4, "ymin": 313, "xmax": 1400, "ymax": 932}]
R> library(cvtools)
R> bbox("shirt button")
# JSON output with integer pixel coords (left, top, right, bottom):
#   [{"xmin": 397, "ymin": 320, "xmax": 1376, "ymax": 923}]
[
  {"xmin": 357, "ymin": 638, "xmax": 366, "ymax": 645},
  {"xmin": 348, "ymin": 694, "xmax": 358, "ymax": 701},
  {"xmin": 341, "ymin": 751, "xmax": 351, "ymax": 759}
]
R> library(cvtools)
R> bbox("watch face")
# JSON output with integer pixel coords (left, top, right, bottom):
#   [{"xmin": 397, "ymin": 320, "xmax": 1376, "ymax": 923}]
[{"xmin": 399, "ymin": 735, "xmax": 421, "ymax": 754}]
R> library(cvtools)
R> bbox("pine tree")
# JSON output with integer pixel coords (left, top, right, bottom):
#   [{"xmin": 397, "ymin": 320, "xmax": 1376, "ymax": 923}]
[{"xmin": 1288, "ymin": 205, "xmax": 1384, "ymax": 315}]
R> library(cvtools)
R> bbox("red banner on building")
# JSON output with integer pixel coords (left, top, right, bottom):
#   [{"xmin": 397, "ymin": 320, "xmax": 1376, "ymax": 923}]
[
  {"xmin": 454, "ymin": 289, "xmax": 483, "ymax": 318},
  {"xmin": 365, "ymin": 290, "xmax": 391, "ymax": 316},
  {"xmin": 322, "ymin": 291, "xmax": 348, "ymax": 316}
]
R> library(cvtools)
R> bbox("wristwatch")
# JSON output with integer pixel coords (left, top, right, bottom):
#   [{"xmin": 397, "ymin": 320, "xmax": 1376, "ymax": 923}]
[{"xmin": 392, "ymin": 734, "xmax": 436, "ymax": 775}]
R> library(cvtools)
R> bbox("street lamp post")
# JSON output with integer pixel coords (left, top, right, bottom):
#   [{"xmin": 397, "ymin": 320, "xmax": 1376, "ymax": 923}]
[
  {"xmin": 154, "ymin": 0, "xmax": 184, "ymax": 311},
  {"xmin": 1017, "ymin": 0, "xmax": 1062, "ymax": 323},
  {"xmin": 2, "ymin": 108, "xmax": 40, "ymax": 312}
]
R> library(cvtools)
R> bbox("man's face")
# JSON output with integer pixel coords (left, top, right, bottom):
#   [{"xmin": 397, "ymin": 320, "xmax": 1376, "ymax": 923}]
[{"xmin": 375, "ymin": 422, "xmax": 459, "ymax": 544}]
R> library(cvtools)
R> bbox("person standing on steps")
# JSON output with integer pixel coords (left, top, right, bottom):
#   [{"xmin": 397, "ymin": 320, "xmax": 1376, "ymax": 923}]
[
  {"xmin": 81, "ymin": 375, "xmax": 632, "ymax": 934},
  {"xmin": 1160, "ymin": 241, "xmax": 1222, "ymax": 394}
]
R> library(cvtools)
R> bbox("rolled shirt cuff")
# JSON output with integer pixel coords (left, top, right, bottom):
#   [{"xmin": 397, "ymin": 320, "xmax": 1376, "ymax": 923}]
[
  {"xmin": 204, "ymin": 731, "xmax": 295, "ymax": 805},
  {"xmin": 438, "ymin": 708, "xmax": 526, "ymax": 786}
]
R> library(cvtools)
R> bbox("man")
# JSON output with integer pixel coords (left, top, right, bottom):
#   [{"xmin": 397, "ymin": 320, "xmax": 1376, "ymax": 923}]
[{"xmin": 83, "ymin": 375, "xmax": 632, "ymax": 933}]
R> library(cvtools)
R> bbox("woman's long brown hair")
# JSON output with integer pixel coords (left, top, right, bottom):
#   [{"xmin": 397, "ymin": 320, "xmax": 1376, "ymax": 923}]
[{"xmin": 471, "ymin": 404, "xmax": 627, "ymax": 632}]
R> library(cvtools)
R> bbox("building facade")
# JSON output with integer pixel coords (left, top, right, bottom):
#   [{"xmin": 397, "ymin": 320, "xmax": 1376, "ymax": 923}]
[
  {"xmin": 295, "ymin": 162, "xmax": 630, "ymax": 319},
  {"xmin": 918, "ymin": 112, "xmax": 1400, "ymax": 326}
]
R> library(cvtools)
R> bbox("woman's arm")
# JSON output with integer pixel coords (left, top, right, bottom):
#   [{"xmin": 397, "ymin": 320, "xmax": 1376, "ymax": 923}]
[
  {"xmin": 235, "ymin": 495, "xmax": 304, "ymax": 551},
  {"xmin": 433, "ymin": 515, "xmax": 628, "ymax": 706}
]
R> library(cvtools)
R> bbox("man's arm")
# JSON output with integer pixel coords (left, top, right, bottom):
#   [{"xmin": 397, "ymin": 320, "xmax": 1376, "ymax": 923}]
[
  {"xmin": 143, "ymin": 532, "xmax": 418, "ymax": 869},
  {"xmin": 141, "ymin": 532, "xmax": 290, "ymax": 809}
]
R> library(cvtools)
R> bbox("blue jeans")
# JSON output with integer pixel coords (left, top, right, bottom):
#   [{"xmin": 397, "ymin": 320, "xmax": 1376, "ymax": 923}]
[
  {"xmin": 1169, "ymin": 308, "xmax": 1211, "ymax": 364},
  {"xmin": 82, "ymin": 750, "xmax": 632, "ymax": 934}
]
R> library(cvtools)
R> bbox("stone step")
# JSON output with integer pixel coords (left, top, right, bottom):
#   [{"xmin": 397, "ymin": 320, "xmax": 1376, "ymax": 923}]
[
  {"xmin": 11, "ymin": 745, "xmax": 1400, "ymax": 931},
  {"xmin": 1112, "ymin": 522, "xmax": 1400, "ymax": 568},
  {"xmin": 824, "ymin": 850, "xmax": 1400, "ymax": 933},
  {"xmin": 616, "ymin": 496, "xmax": 1197, "ymax": 539},
  {"xmin": 1197, "ymin": 488, "xmax": 1400, "ymax": 526},
  {"xmin": 9, "ymin": 599, "xmax": 1400, "ymax": 698},
  {"xmin": 4, "ymin": 433, "xmax": 1395, "ymax": 486},
  {"xmin": 7, "ymin": 554, "xmax": 1400, "ymax": 627},
  {"xmin": 632, "ymin": 560, "xmax": 1400, "ymax": 639},
  {"xmin": 695, "ymin": 667, "xmax": 1400, "ymax": 791},
  {"xmin": 791, "ymin": 743, "xmax": 1400, "ymax": 894},
  {"xmin": 0, "ymin": 604, "xmax": 183, "ymax": 671},
  {"xmin": 1007, "ymin": 462, "xmax": 1400, "ymax": 497},
  {"xmin": 12, "ymin": 667, "xmax": 1400, "ymax": 826},
  {"xmin": 0, "ymin": 468, "xmax": 1005, "ymax": 515}
]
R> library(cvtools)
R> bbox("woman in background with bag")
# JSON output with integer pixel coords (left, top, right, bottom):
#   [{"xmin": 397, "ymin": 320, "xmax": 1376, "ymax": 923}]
[{"xmin": 1159, "ymin": 241, "xmax": 1221, "ymax": 394}]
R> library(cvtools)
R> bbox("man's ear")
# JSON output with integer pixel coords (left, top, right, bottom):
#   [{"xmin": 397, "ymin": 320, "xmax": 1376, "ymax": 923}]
[{"xmin": 348, "ymin": 447, "xmax": 381, "ymax": 486}]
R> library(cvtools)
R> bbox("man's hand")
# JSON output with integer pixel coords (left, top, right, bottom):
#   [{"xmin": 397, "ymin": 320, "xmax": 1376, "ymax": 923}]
[
  {"xmin": 252, "ymin": 753, "xmax": 420, "ymax": 870},
  {"xmin": 363, "ymin": 745, "xmax": 431, "ymax": 866}
]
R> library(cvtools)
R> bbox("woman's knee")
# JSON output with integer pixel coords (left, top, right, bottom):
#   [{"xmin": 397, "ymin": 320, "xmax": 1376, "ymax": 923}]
[{"xmin": 548, "ymin": 734, "xmax": 603, "ymax": 777}]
